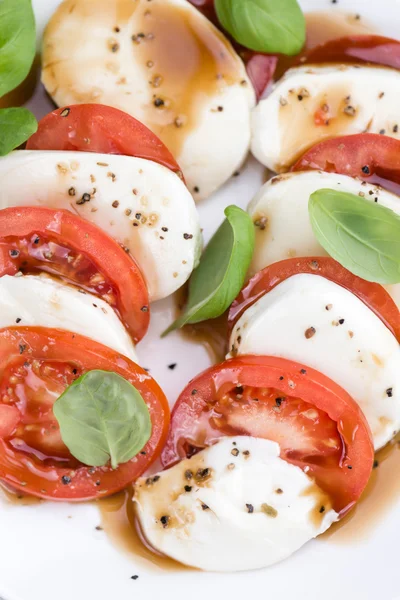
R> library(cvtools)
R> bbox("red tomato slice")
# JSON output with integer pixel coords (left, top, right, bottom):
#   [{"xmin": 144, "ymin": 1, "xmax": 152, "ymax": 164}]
[
  {"xmin": 301, "ymin": 35, "xmax": 400, "ymax": 70},
  {"xmin": 0, "ymin": 207, "xmax": 149, "ymax": 344},
  {"xmin": 229, "ymin": 257, "xmax": 400, "ymax": 342},
  {"xmin": 0, "ymin": 327, "xmax": 170, "ymax": 501},
  {"xmin": 292, "ymin": 133, "xmax": 400, "ymax": 196},
  {"xmin": 161, "ymin": 355, "xmax": 373, "ymax": 516},
  {"xmin": 26, "ymin": 104, "xmax": 183, "ymax": 177}
]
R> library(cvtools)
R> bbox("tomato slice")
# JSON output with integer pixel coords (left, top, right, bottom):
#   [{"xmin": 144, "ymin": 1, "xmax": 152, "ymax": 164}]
[
  {"xmin": 26, "ymin": 104, "xmax": 183, "ymax": 177},
  {"xmin": 161, "ymin": 355, "xmax": 373, "ymax": 516},
  {"xmin": 300, "ymin": 35, "xmax": 400, "ymax": 70},
  {"xmin": 292, "ymin": 133, "xmax": 400, "ymax": 196},
  {"xmin": 0, "ymin": 327, "xmax": 170, "ymax": 501},
  {"xmin": 228, "ymin": 257, "xmax": 400, "ymax": 342},
  {"xmin": 0, "ymin": 207, "xmax": 149, "ymax": 344}
]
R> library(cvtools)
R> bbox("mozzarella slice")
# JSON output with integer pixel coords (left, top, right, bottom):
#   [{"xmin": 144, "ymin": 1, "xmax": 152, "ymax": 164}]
[
  {"xmin": 41, "ymin": 0, "xmax": 255, "ymax": 201},
  {"xmin": 0, "ymin": 150, "xmax": 201, "ymax": 302},
  {"xmin": 134, "ymin": 436, "xmax": 337, "ymax": 572},
  {"xmin": 251, "ymin": 64, "xmax": 400, "ymax": 172},
  {"xmin": 229, "ymin": 274, "xmax": 400, "ymax": 450},
  {"xmin": 0, "ymin": 274, "xmax": 138, "ymax": 362},
  {"xmin": 248, "ymin": 170, "xmax": 400, "ymax": 306}
]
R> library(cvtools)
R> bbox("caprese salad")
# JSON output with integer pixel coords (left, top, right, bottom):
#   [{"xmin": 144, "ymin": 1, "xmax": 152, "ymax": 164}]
[{"xmin": 1, "ymin": 0, "xmax": 400, "ymax": 582}]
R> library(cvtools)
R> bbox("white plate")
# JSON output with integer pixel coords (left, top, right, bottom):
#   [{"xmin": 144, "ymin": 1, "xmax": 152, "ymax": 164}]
[{"xmin": 1, "ymin": 1, "xmax": 400, "ymax": 599}]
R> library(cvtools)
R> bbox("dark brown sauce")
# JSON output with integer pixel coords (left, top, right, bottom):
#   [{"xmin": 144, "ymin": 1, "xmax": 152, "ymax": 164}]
[
  {"xmin": 0, "ymin": 481, "xmax": 43, "ymax": 505},
  {"xmin": 173, "ymin": 286, "xmax": 228, "ymax": 364},
  {"xmin": 322, "ymin": 434, "xmax": 400, "ymax": 543},
  {"xmin": 98, "ymin": 487, "xmax": 187, "ymax": 571},
  {"xmin": 133, "ymin": 1, "xmax": 241, "ymax": 158},
  {"xmin": 275, "ymin": 11, "xmax": 375, "ymax": 81},
  {"xmin": 274, "ymin": 12, "xmax": 376, "ymax": 170},
  {"xmin": 0, "ymin": 55, "xmax": 40, "ymax": 109},
  {"xmin": 43, "ymin": 0, "xmax": 243, "ymax": 161}
]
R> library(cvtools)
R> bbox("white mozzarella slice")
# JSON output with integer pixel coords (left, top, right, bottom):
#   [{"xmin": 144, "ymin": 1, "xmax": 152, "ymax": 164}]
[
  {"xmin": 229, "ymin": 274, "xmax": 400, "ymax": 450},
  {"xmin": 248, "ymin": 170, "xmax": 400, "ymax": 306},
  {"xmin": 0, "ymin": 150, "xmax": 201, "ymax": 302},
  {"xmin": 251, "ymin": 64, "xmax": 400, "ymax": 172},
  {"xmin": 134, "ymin": 436, "xmax": 337, "ymax": 572},
  {"xmin": 0, "ymin": 274, "xmax": 138, "ymax": 362},
  {"xmin": 41, "ymin": 0, "xmax": 255, "ymax": 201}
]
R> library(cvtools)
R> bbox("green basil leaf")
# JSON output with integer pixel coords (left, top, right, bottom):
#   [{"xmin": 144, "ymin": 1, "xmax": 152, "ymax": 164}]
[
  {"xmin": 53, "ymin": 370, "xmax": 152, "ymax": 469},
  {"xmin": 0, "ymin": 0, "xmax": 36, "ymax": 98},
  {"xmin": 215, "ymin": 0, "xmax": 305, "ymax": 55},
  {"xmin": 309, "ymin": 188, "xmax": 400, "ymax": 284},
  {"xmin": 164, "ymin": 205, "xmax": 254, "ymax": 335},
  {"xmin": 0, "ymin": 107, "xmax": 37, "ymax": 155}
]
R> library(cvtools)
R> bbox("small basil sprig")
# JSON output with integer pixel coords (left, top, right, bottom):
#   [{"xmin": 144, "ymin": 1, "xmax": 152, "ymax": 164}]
[
  {"xmin": 53, "ymin": 370, "xmax": 151, "ymax": 469},
  {"xmin": 164, "ymin": 205, "xmax": 254, "ymax": 335},
  {"xmin": 0, "ymin": 107, "xmax": 37, "ymax": 156},
  {"xmin": 0, "ymin": 0, "xmax": 38, "ymax": 154},
  {"xmin": 215, "ymin": 0, "xmax": 305, "ymax": 55},
  {"xmin": 309, "ymin": 188, "xmax": 400, "ymax": 284},
  {"xmin": 0, "ymin": 0, "xmax": 36, "ymax": 97}
]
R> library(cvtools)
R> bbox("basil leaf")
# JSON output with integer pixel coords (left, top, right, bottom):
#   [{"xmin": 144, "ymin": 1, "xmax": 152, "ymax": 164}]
[
  {"xmin": 0, "ymin": 0, "xmax": 36, "ymax": 98},
  {"xmin": 164, "ymin": 205, "xmax": 254, "ymax": 334},
  {"xmin": 309, "ymin": 188, "xmax": 400, "ymax": 284},
  {"xmin": 215, "ymin": 0, "xmax": 305, "ymax": 55},
  {"xmin": 0, "ymin": 107, "xmax": 37, "ymax": 155},
  {"xmin": 53, "ymin": 370, "xmax": 152, "ymax": 469}
]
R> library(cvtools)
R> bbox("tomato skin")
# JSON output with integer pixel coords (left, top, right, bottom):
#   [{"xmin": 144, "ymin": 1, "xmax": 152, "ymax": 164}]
[
  {"xmin": 161, "ymin": 355, "xmax": 373, "ymax": 516},
  {"xmin": 301, "ymin": 35, "xmax": 400, "ymax": 70},
  {"xmin": 26, "ymin": 104, "xmax": 183, "ymax": 177},
  {"xmin": 0, "ymin": 327, "xmax": 170, "ymax": 501},
  {"xmin": 292, "ymin": 133, "xmax": 400, "ymax": 197},
  {"xmin": 229, "ymin": 257, "xmax": 400, "ymax": 342},
  {"xmin": 0, "ymin": 206, "xmax": 149, "ymax": 344}
]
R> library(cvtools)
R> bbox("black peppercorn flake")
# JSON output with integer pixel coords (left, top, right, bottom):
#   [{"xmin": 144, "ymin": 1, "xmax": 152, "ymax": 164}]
[
  {"xmin": 76, "ymin": 193, "xmax": 91, "ymax": 205},
  {"xmin": 19, "ymin": 344, "xmax": 26, "ymax": 354},
  {"xmin": 246, "ymin": 503, "xmax": 254, "ymax": 513},
  {"xmin": 183, "ymin": 233, "xmax": 193, "ymax": 240},
  {"xmin": 95, "ymin": 480, "xmax": 101, "ymax": 486},
  {"xmin": 191, "ymin": 389, "xmax": 197, "ymax": 395},
  {"xmin": 300, "ymin": 368, "xmax": 307, "ymax": 374},
  {"xmin": 184, "ymin": 469, "xmax": 193, "ymax": 481},
  {"xmin": 160, "ymin": 515, "xmax": 169, "ymax": 528},
  {"xmin": 361, "ymin": 165, "xmax": 370, "ymax": 174},
  {"xmin": 184, "ymin": 485, "xmax": 192, "ymax": 492},
  {"xmin": 373, "ymin": 459, "xmax": 379, "ymax": 469},
  {"xmin": 347, "ymin": 465, "xmax": 353, "ymax": 470},
  {"xmin": 9, "ymin": 249, "xmax": 19, "ymax": 258},
  {"xmin": 15, "ymin": 317, "xmax": 21, "ymax": 324},
  {"xmin": 131, "ymin": 575, "xmax": 139, "ymax": 580},
  {"xmin": 338, "ymin": 318, "xmax": 345, "ymax": 325},
  {"xmin": 319, "ymin": 506, "xmax": 325, "ymax": 514},
  {"xmin": 275, "ymin": 397, "xmax": 285, "ymax": 407},
  {"xmin": 386, "ymin": 387, "xmax": 393, "ymax": 397},
  {"xmin": 168, "ymin": 363, "xmax": 177, "ymax": 370},
  {"xmin": 154, "ymin": 97, "xmax": 164, "ymax": 107},
  {"xmin": 201, "ymin": 503, "xmax": 209, "ymax": 510},
  {"xmin": 61, "ymin": 475, "xmax": 71, "ymax": 485}
]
